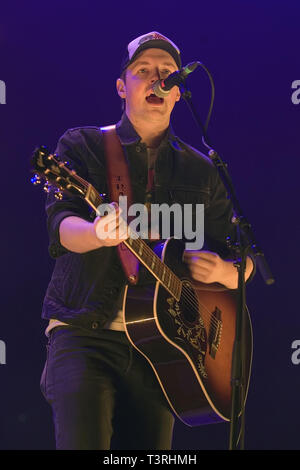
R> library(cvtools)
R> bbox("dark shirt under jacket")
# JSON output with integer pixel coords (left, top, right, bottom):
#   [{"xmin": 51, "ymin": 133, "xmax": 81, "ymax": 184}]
[{"xmin": 42, "ymin": 113, "xmax": 237, "ymax": 333}]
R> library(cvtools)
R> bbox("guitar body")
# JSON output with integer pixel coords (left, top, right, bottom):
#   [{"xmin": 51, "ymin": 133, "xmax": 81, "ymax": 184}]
[{"xmin": 123, "ymin": 238, "xmax": 253, "ymax": 426}]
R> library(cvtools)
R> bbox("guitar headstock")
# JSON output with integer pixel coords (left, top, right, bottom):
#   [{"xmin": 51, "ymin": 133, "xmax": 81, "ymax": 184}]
[
  {"xmin": 30, "ymin": 145, "xmax": 107, "ymax": 212},
  {"xmin": 30, "ymin": 145, "xmax": 87, "ymax": 200}
]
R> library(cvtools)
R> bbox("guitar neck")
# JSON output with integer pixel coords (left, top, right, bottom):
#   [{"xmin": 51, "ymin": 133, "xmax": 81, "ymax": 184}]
[{"xmin": 124, "ymin": 237, "xmax": 182, "ymax": 301}]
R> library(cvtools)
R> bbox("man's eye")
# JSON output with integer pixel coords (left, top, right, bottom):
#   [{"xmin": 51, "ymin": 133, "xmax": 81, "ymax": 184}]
[
  {"xmin": 138, "ymin": 68, "xmax": 148, "ymax": 74},
  {"xmin": 161, "ymin": 70, "xmax": 171, "ymax": 76}
]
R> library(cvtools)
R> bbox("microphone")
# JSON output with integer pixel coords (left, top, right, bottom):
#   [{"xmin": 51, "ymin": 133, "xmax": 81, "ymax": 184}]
[{"xmin": 151, "ymin": 62, "xmax": 199, "ymax": 98}]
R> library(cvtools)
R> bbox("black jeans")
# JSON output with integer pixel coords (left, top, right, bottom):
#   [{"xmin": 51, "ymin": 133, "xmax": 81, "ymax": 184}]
[{"xmin": 40, "ymin": 325, "xmax": 175, "ymax": 450}]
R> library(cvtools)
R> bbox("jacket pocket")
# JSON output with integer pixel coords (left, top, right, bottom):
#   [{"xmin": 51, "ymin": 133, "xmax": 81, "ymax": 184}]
[{"xmin": 168, "ymin": 186, "xmax": 210, "ymax": 207}]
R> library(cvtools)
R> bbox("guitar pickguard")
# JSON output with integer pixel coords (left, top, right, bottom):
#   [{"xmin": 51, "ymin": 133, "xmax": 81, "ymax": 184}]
[{"xmin": 165, "ymin": 283, "xmax": 208, "ymax": 380}]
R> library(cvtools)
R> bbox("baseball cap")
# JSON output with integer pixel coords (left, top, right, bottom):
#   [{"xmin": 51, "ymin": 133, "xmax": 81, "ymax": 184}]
[{"xmin": 120, "ymin": 31, "xmax": 182, "ymax": 74}]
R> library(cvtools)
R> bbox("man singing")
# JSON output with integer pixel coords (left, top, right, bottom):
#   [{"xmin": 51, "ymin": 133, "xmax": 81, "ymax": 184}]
[{"xmin": 40, "ymin": 31, "xmax": 254, "ymax": 450}]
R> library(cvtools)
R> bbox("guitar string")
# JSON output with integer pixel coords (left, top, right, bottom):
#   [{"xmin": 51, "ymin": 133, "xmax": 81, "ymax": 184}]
[{"xmin": 55, "ymin": 169, "xmax": 222, "ymax": 330}]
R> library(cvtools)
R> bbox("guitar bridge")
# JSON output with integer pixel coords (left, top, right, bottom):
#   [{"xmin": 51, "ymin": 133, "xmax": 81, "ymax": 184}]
[{"xmin": 208, "ymin": 307, "xmax": 222, "ymax": 359}]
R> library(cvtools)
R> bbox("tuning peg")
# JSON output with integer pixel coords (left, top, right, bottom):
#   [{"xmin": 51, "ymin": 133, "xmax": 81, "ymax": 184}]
[
  {"xmin": 31, "ymin": 174, "xmax": 41, "ymax": 185},
  {"xmin": 43, "ymin": 181, "xmax": 51, "ymax": 193},
  {"xmin": 54, "ymin": 189, "xmax": 63, "ymax": 200}
]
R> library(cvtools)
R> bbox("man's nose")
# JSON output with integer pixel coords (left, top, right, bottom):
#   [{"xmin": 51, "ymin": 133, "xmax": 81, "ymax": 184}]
[{"xmin": 150, "ymin": 69, "xmax": 160, "ymax": 83}]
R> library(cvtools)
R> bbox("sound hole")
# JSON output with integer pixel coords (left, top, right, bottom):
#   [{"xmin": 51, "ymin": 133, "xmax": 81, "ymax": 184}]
[{"xmin": 180, "ymin": 280, "xmax": 199, "ymax": 324}]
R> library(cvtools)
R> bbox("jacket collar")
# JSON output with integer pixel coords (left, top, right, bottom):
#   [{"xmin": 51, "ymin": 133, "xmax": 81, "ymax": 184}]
[{"xmin": 115, "ymin": 112, "xmax": 184, "ymax": 152}]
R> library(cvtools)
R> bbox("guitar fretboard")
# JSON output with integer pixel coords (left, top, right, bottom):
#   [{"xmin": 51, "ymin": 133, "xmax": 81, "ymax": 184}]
[{"xmin": 124, "ymin": 236, "xmax": 182, "ymax": 300}]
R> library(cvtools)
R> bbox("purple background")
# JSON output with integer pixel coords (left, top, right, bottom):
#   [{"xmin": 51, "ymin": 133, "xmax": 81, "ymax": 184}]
[{"xmin": 0, "ymin": 0, "xmax": 299, "ymax": 449}]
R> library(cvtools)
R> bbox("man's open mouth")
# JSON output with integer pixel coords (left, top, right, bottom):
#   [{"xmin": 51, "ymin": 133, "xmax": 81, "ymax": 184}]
[{"xmin": 146, "ymin": 93, "xmax": 164, "ymax": 104}]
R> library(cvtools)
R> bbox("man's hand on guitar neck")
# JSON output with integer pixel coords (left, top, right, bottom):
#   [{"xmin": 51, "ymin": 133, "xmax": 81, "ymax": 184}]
[
  {"xmin": 93, "ymin": 203, "xmax": 129, "ymax": 247},
  {"xmin": 183, "ymin": 250, "xmax": 254, "ymax": 290},
  {"xmin": 59, "ymin": 203, "xmax": 129, "ymax": 253}
]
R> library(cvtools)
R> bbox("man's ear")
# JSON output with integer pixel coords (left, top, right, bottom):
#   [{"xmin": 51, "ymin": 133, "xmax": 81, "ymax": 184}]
[{"xmin": 116, "ymin": 78, "xmax": 126, "ymax": 99}]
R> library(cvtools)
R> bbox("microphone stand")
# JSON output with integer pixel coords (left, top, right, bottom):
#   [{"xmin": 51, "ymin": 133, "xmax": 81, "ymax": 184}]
[{"xmin": 180, "ymin": 81, "xmax": 275, "ymax": 450}]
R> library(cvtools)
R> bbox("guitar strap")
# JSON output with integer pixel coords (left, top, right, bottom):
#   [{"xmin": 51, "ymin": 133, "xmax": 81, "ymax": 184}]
[{"xmin": 101, "ymin": 125, "xmax": 139, "ymax": 285}]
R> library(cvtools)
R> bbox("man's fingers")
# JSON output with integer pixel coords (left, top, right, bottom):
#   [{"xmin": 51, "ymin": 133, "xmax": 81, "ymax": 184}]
[
  {"xmin": 95, "ymin": 208, "xmax": 129, "ymax": 242},
  {"xmin": 185, "ymin": 257, "xmax": 213, "ymax": 269},
  {"xmin": 189, "ymin": 264, "xmax": 210, "ymax": 276},
  {"xmin": 117, "ymin": 223, "xmax": 129, "ymax": 240},
  {"xmin": 184, "ymin": 250, "xmax": 217, "ymax": 260},
  {"xmin": 184, "ymin": 251, "xmax": 219, "ymax": 271}
]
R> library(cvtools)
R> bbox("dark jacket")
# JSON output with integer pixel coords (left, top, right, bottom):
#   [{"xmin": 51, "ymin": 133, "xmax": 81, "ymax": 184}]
[{"xmin": 42, "ymin": 113, "xmax": 238, "ymax": 332}]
